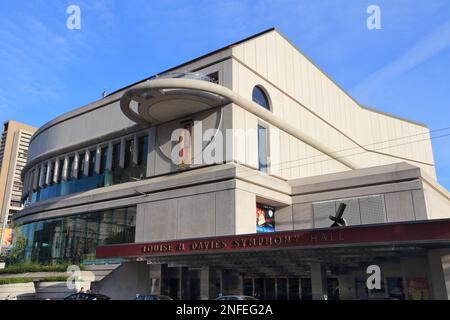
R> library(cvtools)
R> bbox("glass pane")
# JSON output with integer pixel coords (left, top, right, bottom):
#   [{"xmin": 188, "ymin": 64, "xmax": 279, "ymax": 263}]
[
  {"xmin": 258, "ymin": 125, "xmax": 268, "ymax": 172},
  {"xmin": 265, "ymin": 278, "xmax": 275, "ymax": 300},
  {"xmin": 301, "ymin": 278, "xmax": 312, "ymax": 300},
  {"xmin": 277, "ymin": 278, "xmax": 288, "ymax": 300},
  {"xmin": 67, "ymin": 156, "xmax": 74, "ymax": 180},
  {"xmin": 138, "ymin": 135, "xmax": 148, "ymax": 166},
  {"xmin": 88, "ymin": 150, "xmax": 96, "ymax": 177},
  {"xmin": 288, "ymin": 278, "xmax": 300, "ymax": 300},
  {"xmin": 243, "ymin": 279, "xmax": 253, "ymax": 297},
  {"xmin": 124, "ymin": 139, "xmax": 134, "ymax": 168},
  {"xmin": 252, "ymin": 86, "xmax": 270, "ymax": 110},
  {"xmin": 99, "ymin": 146, "xmax": 108, "ymax": 174},
  {"xmin": 112, "ymin": 143, "xmax": 121, "ymax": 170}
]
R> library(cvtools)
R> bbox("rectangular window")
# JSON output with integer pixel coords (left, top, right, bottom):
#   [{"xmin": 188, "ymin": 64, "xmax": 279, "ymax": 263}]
[
  {"xmin": 99, "ymin": 146, "xmax": 108, "ymax": 174},
  {"xmin": 137, "ymin": 135, "xmax": 149, "ymax": 166},
  {"xmin": 112, "ymin": 143, "xmax": 121, "ymax": 170},
  {"xmin": 67, "ymin": 156, "xmax": 74, "ymax": 180},
  {"xmin": 77, "ymin": 155, "xmax": 84, "ymax": 179},
  {"xmin": 36, "ymin": 167, "xmax": 41, "ymax": 190},
  {"xmin": 88, "ymin": 150, "xmax": 96, "ymax": 177},
  {"xmin": 124, "ymin": 139, "xmax": 134, "ymax": 168},
  {"xmin": 257, "ymin": 125, "xmax": 269, "ymax": 172},
  {"xmin": 49, "ymin": 162, "xmax": 55, "ymax": 185}
]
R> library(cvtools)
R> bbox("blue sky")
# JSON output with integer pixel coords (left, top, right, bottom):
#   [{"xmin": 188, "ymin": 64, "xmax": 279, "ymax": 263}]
[{"xmin": 0, "ymin": 0, "xmax": 449, "ymax": 188}]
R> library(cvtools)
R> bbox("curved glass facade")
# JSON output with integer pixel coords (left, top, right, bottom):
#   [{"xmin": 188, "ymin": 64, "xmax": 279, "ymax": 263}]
[
  {"xmin": 15, "ymin": 206, "xmax": 136, "ymax": 264},
  {"xmin": 24, "ymin": 134, "xmax": 149, "ymax": 205}
]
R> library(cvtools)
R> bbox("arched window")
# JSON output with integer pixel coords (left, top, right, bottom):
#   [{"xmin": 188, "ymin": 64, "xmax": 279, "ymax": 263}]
[{"xmin": 252, "ymin": 86, "xmax": 271, "ymax": 110}]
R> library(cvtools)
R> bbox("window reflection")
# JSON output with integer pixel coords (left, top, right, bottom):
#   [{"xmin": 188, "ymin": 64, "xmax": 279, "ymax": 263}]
[
  {"xmin": 88, "ymin": 150, "xmax": 96, "ymax": 177},
  {"xmin": 25, "ymin": 135, "xmax": 149, "ymax": 205},
  {"xmin": 16, "ymin": 206, "xmax": 136, "ymax": 264}
]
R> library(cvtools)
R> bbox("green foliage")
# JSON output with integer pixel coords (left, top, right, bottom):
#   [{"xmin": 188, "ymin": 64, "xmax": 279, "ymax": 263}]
[
  {"xmin": 39, "ymin": 275, "xmax": 70, "ymax": 282},
  {"xmin": 5, "ymin": 227, "xmax": 26, "ymax": 264},
  {"xmin": 0, "ymin": 262, "xmax": 84, "ymax": 274},
  {"xmin": 0, "ymin": 277, "xmax": 33, "ymax": 285},
  {"xmin": 0, "ymin": 275, "xmax": 69, "ymax": 285}
]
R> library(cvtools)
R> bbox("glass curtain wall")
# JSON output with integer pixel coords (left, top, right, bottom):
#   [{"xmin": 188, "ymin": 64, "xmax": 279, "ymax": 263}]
[
  {"xmin": 15, "ymin": 206, "xmax": 136, "ymax": 264},
  {"xmin": 26, "ymin": 134, "xmax": 149, "ymax": 205}
]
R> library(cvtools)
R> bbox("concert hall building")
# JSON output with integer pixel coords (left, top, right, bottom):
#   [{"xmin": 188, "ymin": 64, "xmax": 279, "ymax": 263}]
[{"xmin": 14, "ymin": 28, "xmax": 450, "ymax": 300}]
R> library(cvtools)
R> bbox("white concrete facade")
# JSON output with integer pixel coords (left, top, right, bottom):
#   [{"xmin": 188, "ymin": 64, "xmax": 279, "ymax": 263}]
[{"xmin": 13, "ymin": 28, "xmax": 450, "ymax": 300}]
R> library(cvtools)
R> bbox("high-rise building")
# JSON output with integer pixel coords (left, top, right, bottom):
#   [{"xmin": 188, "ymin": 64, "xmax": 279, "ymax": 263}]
[{"xmin": 0, "ymin": 120, "xmax": 37, "ymax": 249}]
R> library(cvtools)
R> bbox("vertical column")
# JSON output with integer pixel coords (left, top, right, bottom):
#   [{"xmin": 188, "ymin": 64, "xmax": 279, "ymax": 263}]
[
  {"xmin": 311, "ymin": 262, "xmax": 327, "ymax": 300},
  {"xmin": 106, "ymin": 142, "xmax": 113, "ymax": 171},
  {"xmin": 45, "ymin": 160, "xmax": 52, "ymax": 186},
  {"xmin": 38, "ymin": 163, "xmax": 45, "ymax": 188},
  {"xmin": 95, "ymin": 146, "xmax": 101, "ymax": 174},
  {"xmin": 428, "ymin": 249, "xmax": 450, "ymax": 300},
  {"xmin": 32, "ymin": 168, "xmax": 39, "ymax": 191},
  {"xmin": 53, "ymin": 159, "xmax": 60, "ymax": 183},
  {"xmin": 443, "ymin": 254, "xmax": 450, "ymax": 300},
  {"xmin": 83, "ymin": 150, "xmax": 90, "ymax": 176},
  {"xmin": 149, "ymin": 264, "xmax": 162, "ymax": 295},
  {"xmin": 62, "ymin": 156, "xmax": 69, "ymax": 181},
  {"xmin": 177, "ymin": 267, "xmax": 182, "ymax": 300},
  {"xmin": 200, "ymin": 266, "xmax": 210, "ymax": 300},
  {"xmin": 73, "ymin": 152, "xmax": 80, "ymax": 179}
]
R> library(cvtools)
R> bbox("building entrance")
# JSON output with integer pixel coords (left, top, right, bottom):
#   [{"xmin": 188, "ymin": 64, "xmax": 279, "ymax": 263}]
[{"xmin": 243, "ymin": 277, "xmax": 312, "ymax": 300}]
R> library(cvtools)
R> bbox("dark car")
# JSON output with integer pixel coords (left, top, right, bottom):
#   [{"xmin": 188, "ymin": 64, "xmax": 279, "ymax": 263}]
[
  {"xmin": 134, "ymin": 294, "xmax": 173, "ymax": 300},
  {"xmin": 64, "ymin": 292, "xmax": 110, "ymax": 300}
]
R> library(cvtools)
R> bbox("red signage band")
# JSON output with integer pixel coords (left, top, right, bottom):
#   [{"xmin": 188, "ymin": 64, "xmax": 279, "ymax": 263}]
[{"xmin": 96, "ymin": 219, "xmax": 450, "ymax": 259}]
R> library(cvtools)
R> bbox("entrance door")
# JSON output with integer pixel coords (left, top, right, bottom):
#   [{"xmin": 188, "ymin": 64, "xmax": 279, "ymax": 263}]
[
  {"xmin": 168, "ymin": 278, "xmax": 179, "ymax": 299},
  {"xmin": 254, "ymin": 278, "xmax": 265, "ymax": 300},
  {"xmin": 327, "ymin": 278, "xmax": 340, "ymax": 300},
  {"xmin": 243, "ymin": 278, "xmax": 253, "ymax": 297},
  {"xmin": 265, "ymin": 278, "xmax": 276, "ymax": 300},
  {"xmin": 276, "ymin": 278, "xmax": 288, "ymax": 300},
  {"xmin": 300, "ymin": 278, "xmax": 312, "ymax": 300},
  {"xmin": 181, "ymin": 268, "xmax": 201, "ymax": 300},
  {"xmin": 288, "ymin": 278, "xmax": 300, "ymax": 300}
]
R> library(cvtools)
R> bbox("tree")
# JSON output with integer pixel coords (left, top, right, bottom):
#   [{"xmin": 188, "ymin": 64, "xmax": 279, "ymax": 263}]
[{"xmin": 6, "ymin": 228, "xmax": 27, "ymax": 264}]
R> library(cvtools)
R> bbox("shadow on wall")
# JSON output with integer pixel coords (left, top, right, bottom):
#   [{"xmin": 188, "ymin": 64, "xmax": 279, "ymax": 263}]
[{"xmin": 92, "ymin": 262, "xmax": 150, "ymax": 300}]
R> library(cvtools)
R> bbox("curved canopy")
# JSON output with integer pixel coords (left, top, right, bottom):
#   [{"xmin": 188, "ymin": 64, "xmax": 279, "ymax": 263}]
[{"xmin": 120, "ymin": 78, "xmax": 231, "ymax": 125}]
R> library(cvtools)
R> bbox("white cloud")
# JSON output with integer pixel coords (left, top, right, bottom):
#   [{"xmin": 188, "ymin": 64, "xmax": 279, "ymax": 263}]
[{"xmin": 351, "ymin": 20, "xmax": 450, "ymax": 98}]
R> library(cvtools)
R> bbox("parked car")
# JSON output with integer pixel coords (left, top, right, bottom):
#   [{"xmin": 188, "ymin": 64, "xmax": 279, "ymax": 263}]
[
  {"xmin": 215, "ymin": 295, "xmax": 258, "ymax": 300},
  {"xmin": 134, "ymin": 294, "xmax": 173, "ymax": 300},
  {"xmin": 64, "ymin": 292, "xmax": 110, "ymax": 300}
]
